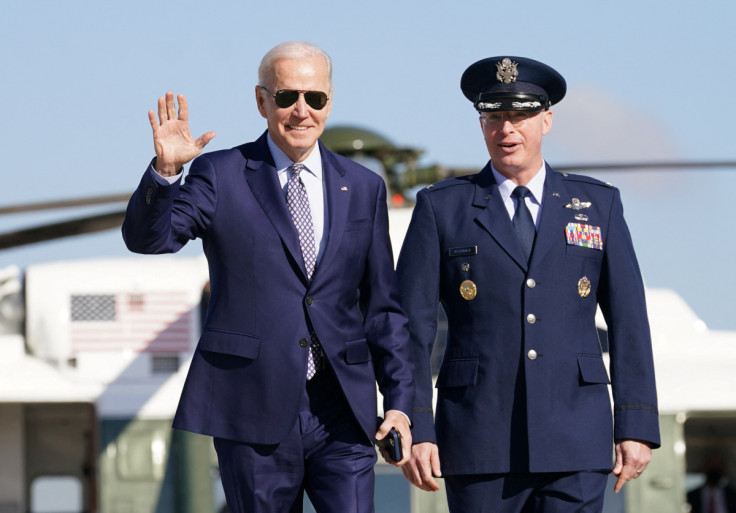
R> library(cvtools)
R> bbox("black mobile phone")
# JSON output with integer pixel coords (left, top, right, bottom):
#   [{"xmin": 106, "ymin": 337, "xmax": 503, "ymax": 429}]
[{"xmin": 375, "ymin": 427, "xmax": 403, "ymax": 462}]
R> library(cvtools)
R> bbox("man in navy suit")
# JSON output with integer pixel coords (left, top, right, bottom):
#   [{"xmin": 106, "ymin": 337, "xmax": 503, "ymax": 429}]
[
  {"xmin": 123, "ymin": 41, "xmax": 413, "ymax": 513},
  {"xmin": 397, "ymin": 56, "xmax": 659, "ymax": 512}
]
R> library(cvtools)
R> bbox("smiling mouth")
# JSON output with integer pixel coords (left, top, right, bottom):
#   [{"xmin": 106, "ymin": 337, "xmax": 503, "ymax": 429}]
[{"xmin": 288, "ymin": 125, "xmax": 309, "ymax": 131}]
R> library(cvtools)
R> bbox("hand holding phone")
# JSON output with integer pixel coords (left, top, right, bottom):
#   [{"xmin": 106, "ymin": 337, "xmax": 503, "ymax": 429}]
[{"xmin": 375, "ymin": 427, "xmax": 403, "ymax": 463}]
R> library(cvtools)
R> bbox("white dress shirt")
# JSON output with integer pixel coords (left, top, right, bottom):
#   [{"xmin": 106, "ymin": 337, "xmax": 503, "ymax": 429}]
[
  {"xmin": 490, "ymin": 161, "xmax": 546, "ymax": 228},
  {"xmin": 266, "ymin": 135, "xmax": 328, "ymax": 263}
]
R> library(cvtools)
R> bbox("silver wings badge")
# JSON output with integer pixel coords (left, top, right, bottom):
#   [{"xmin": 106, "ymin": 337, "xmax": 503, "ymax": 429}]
[{"xmin": 564, "ymin": 198, "xmax": 592, "ymax": 210}]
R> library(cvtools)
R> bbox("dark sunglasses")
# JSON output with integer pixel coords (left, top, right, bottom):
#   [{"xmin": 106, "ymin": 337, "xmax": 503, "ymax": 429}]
[{"xmin": 259, "ymin": 86, "xmax": 329, "ymax": 110}]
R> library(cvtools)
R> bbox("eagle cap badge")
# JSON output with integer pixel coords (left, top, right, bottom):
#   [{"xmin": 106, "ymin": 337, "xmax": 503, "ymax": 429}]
[{"xmin": 496, "ymin": 58, "xmax": 519, "ymax": 84}]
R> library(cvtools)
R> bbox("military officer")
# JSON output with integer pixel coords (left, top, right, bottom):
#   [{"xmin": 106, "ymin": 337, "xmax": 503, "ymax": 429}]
[{"xmin": 396, "ymin": 56, "xmax": 660, "ymax": 513}]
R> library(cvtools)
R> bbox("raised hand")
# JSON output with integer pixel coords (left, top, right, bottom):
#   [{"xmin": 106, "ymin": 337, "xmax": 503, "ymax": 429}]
[{"xmin": 148, "ymin": 91, "xmax": 216, "ymax": 177}]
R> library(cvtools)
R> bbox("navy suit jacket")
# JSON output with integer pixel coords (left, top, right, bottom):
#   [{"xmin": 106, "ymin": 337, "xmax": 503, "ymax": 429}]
[
  {"xmin": 123, "ymin": 132, "xmax": 413, "ymax": 445},
  {"xmin": 397, "ymin": 163, "xmax": 659, "ymax": 475}
]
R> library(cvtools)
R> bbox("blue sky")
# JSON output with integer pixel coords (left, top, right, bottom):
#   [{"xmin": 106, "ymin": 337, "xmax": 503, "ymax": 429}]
[{"xmin": 1, "ymin": 0, "xmax": 735, "ymax": 329}]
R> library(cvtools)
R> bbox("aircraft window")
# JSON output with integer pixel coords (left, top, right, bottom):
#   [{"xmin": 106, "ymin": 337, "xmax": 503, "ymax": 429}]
[
  {"xmin": 116, "ymin": 430, "xmax": 168, "ymax": 480},
  {"xmin": 30, "ymin": 475, "xmax": 82, "ymax": 513},
  {"xmin": 151, "ymin": 355, "xmax": 180, "ymax": 374}
]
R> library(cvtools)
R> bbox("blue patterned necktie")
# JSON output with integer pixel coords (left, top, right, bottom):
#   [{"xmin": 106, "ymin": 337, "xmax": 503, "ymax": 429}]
[
  {"xmin": 512, "ymin": 186, "xmax": 536, "ymax": 263},
  {"xmin": 286, "ymin": 163, "xmax": 322, "ymax": 379}
]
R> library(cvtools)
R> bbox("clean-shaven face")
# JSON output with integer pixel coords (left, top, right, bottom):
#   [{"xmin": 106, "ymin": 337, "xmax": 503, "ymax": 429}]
[
  {"xmin": 256, "ymin": 56, "xmax": 332, "ymax": 163},
  {"xmin": 480, "ymin": 109, "xmax": 553, "ymax": 181}
]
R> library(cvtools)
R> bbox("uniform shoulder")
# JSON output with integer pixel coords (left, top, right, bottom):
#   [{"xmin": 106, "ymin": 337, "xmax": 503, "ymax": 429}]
[
  {"xmin": 421, "ymin": 174, "xmax": 477, "ymax": 194},
  {"xmin": 557, "ymin": 170, "xmax": 617, "ymax": 190}
]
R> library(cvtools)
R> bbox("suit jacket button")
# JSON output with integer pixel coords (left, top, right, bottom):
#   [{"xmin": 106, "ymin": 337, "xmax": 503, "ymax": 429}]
[
  {"xmin": 306, "ymin": 296, "xmax": 314, "ymax": 305},
  {"xmin": 527, "ymin": 349, "xmax": 538, "ymax": 360},
  {"xmin": 526, "ymin": 313, "xmax": 536, "ymax": 324},
  {"xmin": 526, "ymin": 278, "xmax": 536, "ymax": 288},
  {"xmin": 299, "ymin": 338, "xmax": 310, "ymax": 347}
]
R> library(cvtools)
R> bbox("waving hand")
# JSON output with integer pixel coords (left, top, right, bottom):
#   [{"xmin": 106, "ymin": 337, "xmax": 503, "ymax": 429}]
[{"xmin": 149, "ymin": 91, "xmax": 216, "ymax": 177}]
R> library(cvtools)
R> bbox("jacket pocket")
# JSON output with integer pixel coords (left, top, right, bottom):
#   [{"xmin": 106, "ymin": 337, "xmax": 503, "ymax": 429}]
[
  {"xmin": 198, "ymin": 329, "xmax": 261, "ymax": 359},
  {"xmin": 566, "ymin": 243, "xmax": 603, "ymax": 259},
  {"xmin": 435, "ymin": 358, "xmax": 479, "ymax": 388},
  {"xmin": 577, "ymin": 354, "xmax": 610, "ymax": 384},
  {"xmin": 345, "ymin": 339, "xmax": 372, "ymax": 364}
]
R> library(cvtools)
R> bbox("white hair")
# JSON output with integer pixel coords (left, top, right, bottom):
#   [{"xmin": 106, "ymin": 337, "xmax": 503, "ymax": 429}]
[{"xmin": 258, "ymin": 41, "xmax": 333, "ymax": 90}]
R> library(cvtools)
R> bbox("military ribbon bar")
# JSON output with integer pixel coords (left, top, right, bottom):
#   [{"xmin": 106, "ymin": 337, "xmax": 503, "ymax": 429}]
[{"xmin": 565, "ymin": 223, "xmax": 603, "ymax": 250}]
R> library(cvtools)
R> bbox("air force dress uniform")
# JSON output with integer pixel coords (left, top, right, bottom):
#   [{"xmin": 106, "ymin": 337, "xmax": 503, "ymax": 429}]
[{"xmin": 397, "ymin": 56, "xmax": 660, "ymax": 509}]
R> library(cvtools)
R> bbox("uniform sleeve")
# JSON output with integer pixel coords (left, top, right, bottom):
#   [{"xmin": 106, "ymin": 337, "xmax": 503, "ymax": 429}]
[
  {"xmin": 396, "ymin": 190, "xmax": 441, "ymax": 443},
  {"xmin": 598, "ymin": 188, "xmax": 661, "ymax": 448}
]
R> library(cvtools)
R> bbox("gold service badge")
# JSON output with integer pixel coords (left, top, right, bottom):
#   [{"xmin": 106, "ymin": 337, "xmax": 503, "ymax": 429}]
[
  {"xmin": 459, "ymin": 280, "xmax": 477, "ymax": 301},
  {"xmin": 577, "ymin": 276, "xmax": 591, "ymax": 298}
]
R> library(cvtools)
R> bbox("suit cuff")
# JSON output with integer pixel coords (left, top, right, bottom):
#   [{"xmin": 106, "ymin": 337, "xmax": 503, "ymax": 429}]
[{"xmin": 149, "ymin": 158, "xmax": 183, "ymax": 185}]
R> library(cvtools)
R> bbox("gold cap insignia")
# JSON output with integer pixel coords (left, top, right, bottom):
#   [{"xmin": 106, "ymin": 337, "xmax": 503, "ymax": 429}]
[
  {"xmin": 496, "ymin": 58, "xmax": 519, "ymax": 84},
  {"xmin": 578, "ymin": 276, "xmax": 591, "ymax": 298},
  {"xmin": 460, "ymin": 280, "xmax": 477, "ymax": 301}
]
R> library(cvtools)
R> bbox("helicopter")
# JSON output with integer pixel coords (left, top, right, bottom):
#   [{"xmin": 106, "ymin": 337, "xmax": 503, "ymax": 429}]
[{"xmin": 1, "ymin": 126, "xmax": 736, "ymax": 513}]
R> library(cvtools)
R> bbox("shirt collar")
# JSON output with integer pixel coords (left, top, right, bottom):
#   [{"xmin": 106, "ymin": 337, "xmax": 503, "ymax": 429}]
[
  {"xmin": 490, "ymin": 161, "xmax": 546, "ymax": 204},
  {"xmin": 266, "ymin": 133, "xmax": 323, "ymax": 180}
]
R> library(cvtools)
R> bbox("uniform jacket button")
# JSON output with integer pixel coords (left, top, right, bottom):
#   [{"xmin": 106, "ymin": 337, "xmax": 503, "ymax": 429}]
[
  {"xmin": 526, "ymin": 313, "xmax": 536, "ymax": 324},
  {"xmin": 306, "ymin": 296, "xmax": 314, "ymax": 305},
  {"xmin": 527, "ymin": 349, "xmax": 538, "ymax": 360},
  {"xmin": 526, "ymin": 278, "xmax": 536, "ymax": 288},
  {"xmin": 299, "ymin": 338, "xmax": 310, "ymax": 347}
]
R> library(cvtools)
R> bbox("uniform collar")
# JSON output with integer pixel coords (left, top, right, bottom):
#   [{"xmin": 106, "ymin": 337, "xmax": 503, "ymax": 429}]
[{"xmin": 490, "ymin": 160, "xmax": 546, "ymax": 204}]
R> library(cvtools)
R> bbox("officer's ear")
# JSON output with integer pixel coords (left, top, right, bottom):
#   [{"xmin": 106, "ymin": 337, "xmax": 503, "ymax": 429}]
[{"xmin": 542, "ymin": 110, "xmax": 553, "ymax": 135}]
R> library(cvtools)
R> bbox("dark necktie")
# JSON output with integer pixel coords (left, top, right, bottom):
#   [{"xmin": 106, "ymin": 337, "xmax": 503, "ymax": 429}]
[
  {"xmin": 286, "ymin": 163, "xmax": 322, "ymax": 379},
  {"xmin": 512, "ymin": 186, "xmax": 536, "ymax": 263}
]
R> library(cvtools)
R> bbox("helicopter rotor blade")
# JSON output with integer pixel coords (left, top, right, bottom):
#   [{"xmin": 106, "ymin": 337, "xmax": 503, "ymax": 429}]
[
  {"xmin": 554, "ymin": 161, "xmax": 736, "ymax": 172},
  {"xmin": 0, "ymin": 210, "xmax": 126, "ymax": 251},
  {"xmin": 0, "ymin": 193, "xmax": 130, "ymax": 215}
]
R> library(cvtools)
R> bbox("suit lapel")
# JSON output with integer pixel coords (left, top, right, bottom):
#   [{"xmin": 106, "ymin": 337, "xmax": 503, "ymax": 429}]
[
  {"xmin": 529, "ymin": 165, "xmax": 568, "ymax": 267},
  {"xmin": 472, "ymin": 166, "xmax": 528, "ymax": 270},
  {"xmin": 314, "ymin": 144, "xmax": 350, "ymax": 279},
  {"xmin": 243, "ymin": 134, "xmax": 307, "ymax": 281}
]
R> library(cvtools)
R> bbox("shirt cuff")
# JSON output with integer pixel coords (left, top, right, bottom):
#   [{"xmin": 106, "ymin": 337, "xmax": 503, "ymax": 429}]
[{"xmin": 149, "ymin": 162, "xmax": 183, "ymax": 185}]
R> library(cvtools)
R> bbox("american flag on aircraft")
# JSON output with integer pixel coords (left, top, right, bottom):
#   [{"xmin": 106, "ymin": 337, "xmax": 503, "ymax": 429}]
[{"xmin": 69, "ymin": 292, "xmax": 196, "ymax": 354}]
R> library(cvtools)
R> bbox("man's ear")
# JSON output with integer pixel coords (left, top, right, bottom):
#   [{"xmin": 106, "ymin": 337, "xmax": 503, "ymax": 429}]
[
  {"xmin": 542, "ymin": 110, "xmax": 553, "ymax": 135},
  {"xmin": 255, "ymin": 86, "xmax": 267, "ymax": 119}
]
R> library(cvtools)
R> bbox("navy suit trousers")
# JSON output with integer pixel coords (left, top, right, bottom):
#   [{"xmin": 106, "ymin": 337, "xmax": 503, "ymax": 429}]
[
  {"xmin": 445, "ymin": 471, "xmax": 608, "ymax": 513},
  {"xmin": 214, "ymin": 368, "xmax": 377, "ymax": 513}
]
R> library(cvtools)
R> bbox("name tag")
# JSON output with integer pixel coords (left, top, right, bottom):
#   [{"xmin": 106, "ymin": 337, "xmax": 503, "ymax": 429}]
[
  {"xmin": 448, "ymin": 246, "xmax": 478, "ymax": 257},
  {"xmin": 565, "ymin": 223, "xmax": 603, "ymax": 250}
]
